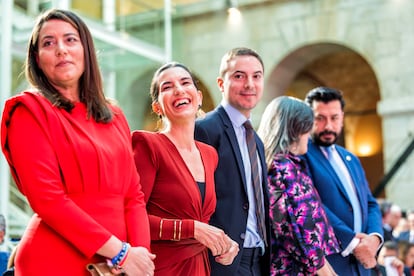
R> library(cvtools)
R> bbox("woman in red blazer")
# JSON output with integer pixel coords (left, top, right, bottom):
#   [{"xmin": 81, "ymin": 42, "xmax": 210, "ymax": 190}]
[
  {"xmin": 132, "ymin": 62, "xmax": 239, "ymax": 275},
  {"xmin": 1, "ymin": 9, "xmax": 154, "ymax": 275}
]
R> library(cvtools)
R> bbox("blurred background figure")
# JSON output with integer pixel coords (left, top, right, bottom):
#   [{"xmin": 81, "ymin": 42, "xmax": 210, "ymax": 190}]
[
  {"xmin": 2, "ymin": 244, "xmax": 17, "ymax": 276},
  {"xmin": 372, "ymin": 240, "xmax": 410, "ymax": 276},
  {"xmin": 379, "ymin": 200, "xmax": 394, "ymax": 242},
  {"xmin": 380, "ymin": 201, "xmax": 402, "ymax": 242},
  {"xmin": 398, "ymin": 211, "xmax": 414, "ymax": 243},
  {"xmin": 399, "ymin": 242, "xmax": 414, "ymax": 275},
  {"xmin": 388, "ymin": 205, "xmax": 403, "ymax": 241},
  {"xmin": 394, "ymin": 216, "xmax": 409, "ymax": 240},
  {"xmin": 0, "ymin": 215, "xmax": 10, "ymax": 275}
]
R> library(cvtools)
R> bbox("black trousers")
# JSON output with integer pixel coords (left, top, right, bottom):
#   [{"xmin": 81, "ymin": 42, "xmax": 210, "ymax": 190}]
[{"xmin": 236, "ymin": 247, "xmax": 262, "ymax": 276}]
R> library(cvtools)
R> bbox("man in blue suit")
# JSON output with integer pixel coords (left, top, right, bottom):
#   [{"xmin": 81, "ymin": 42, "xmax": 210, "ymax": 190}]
[
  {"xmin": 195, "ymin": 47, "xmax": 270, "ymax": 275},
  {"xmin": 303, "ymin": 87, "xmax": 383, "ymax": 275}
]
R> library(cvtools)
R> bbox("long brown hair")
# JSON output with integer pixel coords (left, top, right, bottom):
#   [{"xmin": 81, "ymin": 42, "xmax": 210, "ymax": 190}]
[{"xmin": 25, "ymin": 9, "xmax": 113, "ymax": 123}]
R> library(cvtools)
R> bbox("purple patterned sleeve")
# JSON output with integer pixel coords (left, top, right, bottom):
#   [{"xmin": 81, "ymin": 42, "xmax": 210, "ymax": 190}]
[{"xmin": 268, "ymin": 153, "xmax": 340, "ymax": 275}]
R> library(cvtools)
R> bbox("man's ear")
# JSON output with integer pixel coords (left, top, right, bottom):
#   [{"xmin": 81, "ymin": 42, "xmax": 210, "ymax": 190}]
[{"xmin": 217, "ymin": 77, "xmax": 224, "ymax": 92}]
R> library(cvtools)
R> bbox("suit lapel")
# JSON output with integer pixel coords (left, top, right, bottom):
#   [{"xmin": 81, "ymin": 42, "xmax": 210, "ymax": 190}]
[
  {"xmin": 310, "ymin": 143, "xmax": 351, "ymax": 203},
  {"xmin": 217, "ymin": 106, "xmax": 248, "ymax": 192}
]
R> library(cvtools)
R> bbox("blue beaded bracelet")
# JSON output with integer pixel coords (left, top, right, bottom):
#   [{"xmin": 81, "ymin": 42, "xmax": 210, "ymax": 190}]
[{"xmin": 111, "ymin": 242, "xmax": 130, "ymax": 267}]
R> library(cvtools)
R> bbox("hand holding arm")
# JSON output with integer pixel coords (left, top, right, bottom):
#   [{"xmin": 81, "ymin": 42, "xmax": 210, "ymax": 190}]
[
  {"xmin": 214, "ymin": 238, "xmax": 239, "ymax": 265},
  {"xmin": 194, "ymin": 221, "xmax": 231, "ymax": 256}
]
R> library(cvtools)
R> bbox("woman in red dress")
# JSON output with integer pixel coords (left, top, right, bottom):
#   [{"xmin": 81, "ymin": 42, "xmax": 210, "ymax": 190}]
[
  {"xmin": 132, "ymin": 62, "xmax": 239, "ymax": 275},
  {"xmin": 1, "ymin": 9, "xmax": 154, "ymax": 275}
]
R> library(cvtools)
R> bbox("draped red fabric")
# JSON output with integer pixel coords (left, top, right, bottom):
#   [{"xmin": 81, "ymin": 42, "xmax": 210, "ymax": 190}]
[
  {"xmin": 1, "ymin": 92, "xmax": 150, "ymax": 275},
  {"xmin": 132, "ymin": 131, "xmax": 218, "ymax": 276}
]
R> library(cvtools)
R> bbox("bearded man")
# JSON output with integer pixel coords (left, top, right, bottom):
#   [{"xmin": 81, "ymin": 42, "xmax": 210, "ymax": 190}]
[{"xmin": 302, "ymin": 87, "xmax": 383, "ymax": 276}]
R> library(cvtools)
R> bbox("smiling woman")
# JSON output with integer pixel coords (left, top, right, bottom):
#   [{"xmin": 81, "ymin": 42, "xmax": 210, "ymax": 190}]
[{"xmin": 131, "ymin": 62, "xmax": 239, "ymax": 276}]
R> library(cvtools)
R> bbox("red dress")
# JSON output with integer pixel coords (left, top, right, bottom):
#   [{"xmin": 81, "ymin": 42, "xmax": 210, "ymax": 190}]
[
  {"xmin": 1, "ymin": 92, "xmax": 150, "ymax": 276},
  {"xmin": 132, "ymin": 131, "xmax": 218, "ymax": 276}
]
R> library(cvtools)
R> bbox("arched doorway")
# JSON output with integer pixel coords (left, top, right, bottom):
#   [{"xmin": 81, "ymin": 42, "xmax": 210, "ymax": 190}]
[{"xmin": 265, "ymin": 42, "xmax": 384, "ymax": 195}]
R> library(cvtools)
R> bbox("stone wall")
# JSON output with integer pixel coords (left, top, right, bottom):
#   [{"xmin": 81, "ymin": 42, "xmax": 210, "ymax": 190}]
[{"xmin": 150, "ymin": 0, "xmax": 414, "ymax": 209}]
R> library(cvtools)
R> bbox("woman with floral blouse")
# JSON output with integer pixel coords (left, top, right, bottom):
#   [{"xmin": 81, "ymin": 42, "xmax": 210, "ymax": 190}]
[{"xmin": 258, "ymin": 96, "xmax": 340, "ymax": 276}]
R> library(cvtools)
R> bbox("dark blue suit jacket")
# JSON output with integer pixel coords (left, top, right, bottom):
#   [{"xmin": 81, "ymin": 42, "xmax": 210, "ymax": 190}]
[
  {"xmin": 195, "ymin": 106, "xmax": 271, "ymax": 275},
  {"xmin": 303, "ymin": 140, "xmax": 383, "ymax": 276}
]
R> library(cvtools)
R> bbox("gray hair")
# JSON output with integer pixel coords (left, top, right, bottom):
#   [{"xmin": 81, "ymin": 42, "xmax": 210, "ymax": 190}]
[{"xmin": 258, "ymin": 96, "xmax": 314, "ymax": 168}]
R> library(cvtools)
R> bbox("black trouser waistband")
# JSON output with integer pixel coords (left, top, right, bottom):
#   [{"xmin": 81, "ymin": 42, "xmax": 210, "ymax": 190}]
[{"xmin": 242, "ymin": 247, "xmax": 261, "ymax": 257}]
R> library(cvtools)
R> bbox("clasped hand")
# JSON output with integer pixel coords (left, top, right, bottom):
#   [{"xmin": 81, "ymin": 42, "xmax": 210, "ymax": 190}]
[
  {"xmin": 353, "ymin": 233, "xmax": 381, "ymax": 269},
  {"xmin": 194, "ymin": 221, "xmax": 239, "ymax": 265},
  {"xmin": 112, "ymin": 246, "xmax": 156, "ymax": 276}
]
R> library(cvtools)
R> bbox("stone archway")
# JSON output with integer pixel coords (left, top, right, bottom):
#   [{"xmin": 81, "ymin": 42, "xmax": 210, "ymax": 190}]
[{"xmin": 264, "ymin": 42, "xmax": 384, "ymax": 195}]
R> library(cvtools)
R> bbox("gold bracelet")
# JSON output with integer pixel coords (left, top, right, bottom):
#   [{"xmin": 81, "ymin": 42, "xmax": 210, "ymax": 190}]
[
  {"xmin": 177, "ymin": 220, "xmax": 182, "ymax": 241},
  {"xmin": 159, "ymin": 219, "xmax": 164, "ymax": 239},
  {"xmin": 160, "ymin": 218, "xmax": 181, "ymax": 241},
  {"xmin": 172, "ymin": 220, "xmax": 177, "ymax": 241},
  {"xmin": 170, "ymin": 220, "xmax": 182, "ymax": 241}
]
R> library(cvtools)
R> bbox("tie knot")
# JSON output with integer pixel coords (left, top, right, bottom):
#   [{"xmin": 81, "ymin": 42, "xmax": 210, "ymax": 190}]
[
  {"xmin": 324, "ymin": 146, "xmax": 333, "ymax": 159},
  {"xmin": 244, "ymin": 120, "xmax": 253, "ymax": 130}
]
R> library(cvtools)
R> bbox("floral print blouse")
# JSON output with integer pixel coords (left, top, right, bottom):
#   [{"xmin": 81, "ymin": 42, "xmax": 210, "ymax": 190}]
[{"xmin": 268, "ymin": 152, "xmax": 340, "ymax": 275}]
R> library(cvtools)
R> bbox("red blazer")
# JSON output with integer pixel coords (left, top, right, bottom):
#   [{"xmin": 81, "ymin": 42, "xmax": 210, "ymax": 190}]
[
  {"xmin": 1, "ymin": 92, "xmax": 150, "ymax": 275},
  {"xmin": 132, "ymin": 131, "xmax": 218, "ymax": 276}
]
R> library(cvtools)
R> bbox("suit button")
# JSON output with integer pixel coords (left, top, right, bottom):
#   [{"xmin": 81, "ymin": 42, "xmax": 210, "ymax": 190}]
[
  {"xmin": 243, "ymin": 203, "xmax": 249, "ymax": 210},
  {"xmin": 240, "ymin": 233, "xmax": 245, "ymax": 240}
]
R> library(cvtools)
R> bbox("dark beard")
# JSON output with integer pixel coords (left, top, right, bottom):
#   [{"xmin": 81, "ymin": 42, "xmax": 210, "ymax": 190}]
[{"xmin": 312, "ymin": 130, "xmax": 338, "ymax": 147}]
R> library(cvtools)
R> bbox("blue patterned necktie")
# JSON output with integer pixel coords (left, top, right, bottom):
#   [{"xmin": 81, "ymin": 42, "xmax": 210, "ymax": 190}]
[
  {"xmin": 325, "ymin": 146, "xmax": 362, "ymax": 233},
  {"xmin": 244, "ymin": 120, "xmax": 267, "ymax": 244}
]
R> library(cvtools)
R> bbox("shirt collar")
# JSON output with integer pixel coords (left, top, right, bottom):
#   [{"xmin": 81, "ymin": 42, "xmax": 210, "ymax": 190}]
[{"xmin": 221, "ymin": 99, "xmax": 250, "ymax": 127}]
